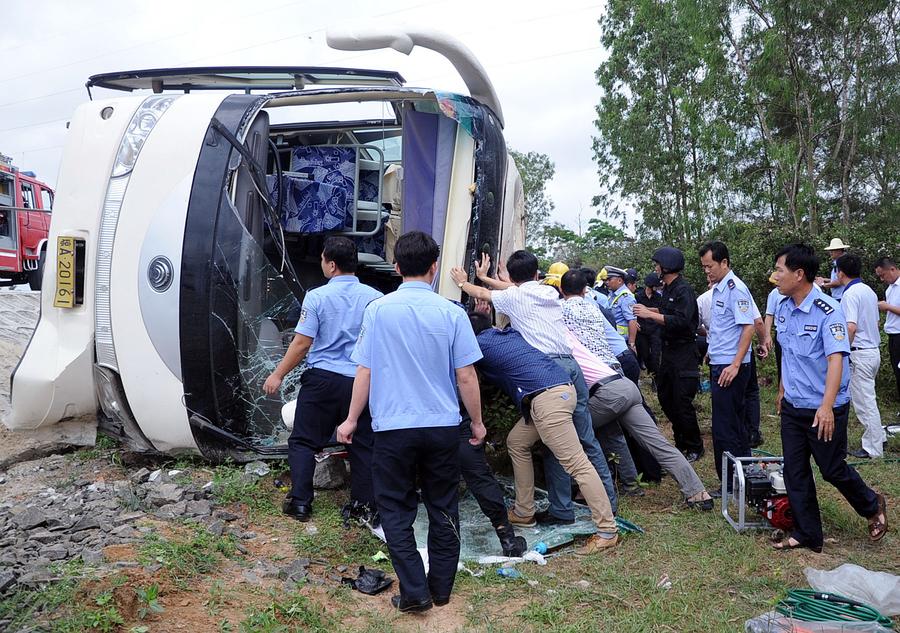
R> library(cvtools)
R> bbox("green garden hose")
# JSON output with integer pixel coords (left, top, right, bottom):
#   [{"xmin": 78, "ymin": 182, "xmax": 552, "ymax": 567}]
[{"xmin": 775, "ymin": 589, "xmax": 893, "ymax": 628}]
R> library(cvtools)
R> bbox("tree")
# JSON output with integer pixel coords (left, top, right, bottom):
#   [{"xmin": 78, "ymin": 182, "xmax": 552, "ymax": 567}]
[
  {"xmin": 509, "ymin": 149, "xmax": 556, "ymax": 245},
  {"xmin": 593, "ymin": 0, "xmax": 900, "ymax": 239}
]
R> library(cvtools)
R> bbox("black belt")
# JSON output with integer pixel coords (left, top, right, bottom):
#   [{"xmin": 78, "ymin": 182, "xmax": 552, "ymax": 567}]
[
  {"xmin": 522, "ymin": 382, "xmax": 572, "ymax": 409},
  {"xmin": 850, "ymin": 346, "xmax": 877, "ymax": 351},
  {"xmin": 589, "ymin": 373, "xmax": 622, "ymax": 397}
]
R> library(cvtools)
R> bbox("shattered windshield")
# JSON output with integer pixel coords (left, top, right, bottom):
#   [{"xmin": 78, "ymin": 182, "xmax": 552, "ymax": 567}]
[{"xmin": 208, "ymin": 193, "xmax": 303, "ymax": 447}]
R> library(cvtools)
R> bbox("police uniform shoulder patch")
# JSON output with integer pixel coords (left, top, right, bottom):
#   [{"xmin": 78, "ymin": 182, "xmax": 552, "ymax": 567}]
[
  {"xmin": 298, "ymin": 308, "xmax": 308, "ymax": 323},
  {"xmin": 829, "ymin": 322, "xmax": 846, "ymax": 341},
  {"xmin": 727, "ymin": 279, "xmax": 735, "ymax": 289},
  {"xmin": 813, "ymin": 298, "xmax": 834, "ymax": 314},
  {"xmin": 737, "ymin": 299, "xmax": 750, "ymax": 313}
]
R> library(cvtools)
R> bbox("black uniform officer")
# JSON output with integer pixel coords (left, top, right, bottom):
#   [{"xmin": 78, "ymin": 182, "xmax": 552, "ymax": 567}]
[
  {"xmin": 635, "ymin": 272, "xmax": 664, "ymax": 380},
  {"xmin": 772, "ymin": 243, "xmax": 887, "ymax": 551},
  {"xmin": 634, "ymin": 248, "xmax": 704, "ymax": 461}
]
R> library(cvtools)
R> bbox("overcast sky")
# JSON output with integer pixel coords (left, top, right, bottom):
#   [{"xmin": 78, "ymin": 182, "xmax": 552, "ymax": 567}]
[{"xmin": 1, "ymin": 0, "xmax": 619, "ymax": 233}]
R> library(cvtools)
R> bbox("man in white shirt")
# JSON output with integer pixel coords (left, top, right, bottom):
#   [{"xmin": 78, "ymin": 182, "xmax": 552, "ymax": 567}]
[
  {"xmin": 875, "ymin": 257, "xmax": 900, "ymax": 404},
  {"xmin": 837, "ymin": 254, "xmax": 884, "ymax": 458},
  {"xmin": 450, "ymin": 251, "xmax": 618, "ymax": 525}
]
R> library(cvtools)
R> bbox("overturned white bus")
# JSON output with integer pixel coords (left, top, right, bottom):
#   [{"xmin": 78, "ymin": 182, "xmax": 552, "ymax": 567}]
[{"xmin": 7, "ymin": 29, "xmax": 525, "ymax": 461}]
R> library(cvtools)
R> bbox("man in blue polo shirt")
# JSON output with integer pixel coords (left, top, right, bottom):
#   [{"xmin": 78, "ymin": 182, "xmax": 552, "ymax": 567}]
[
  {"xmin": 699, "ymin": 241, "xmax": 756, "ymax": 487},
  {"xmin": 772, "ymin": 243, "xmax": 887, "ymax": 551},
  {"xmin": 336, "ymin": 231, "xmax": 484, "ymax": 614},
  {"xmin": 263, "ymin": 237, "xmax": 382, "ymax": 524}
]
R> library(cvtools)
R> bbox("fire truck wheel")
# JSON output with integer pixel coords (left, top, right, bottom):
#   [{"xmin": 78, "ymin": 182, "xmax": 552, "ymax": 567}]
[{"xmin": 27, "ymin": 248, "xmax": 45, "ymax": 291}]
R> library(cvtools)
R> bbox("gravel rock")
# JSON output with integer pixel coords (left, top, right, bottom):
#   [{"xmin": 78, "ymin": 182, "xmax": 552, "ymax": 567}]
[
  {"xmin": 185, "ymin": 500, "xmax": 212, "ymax": 517},
  {"xmin": 206, "ymin": 520, "xmax": 225, "ymax": 537},
  {"xmin": 12, "ymin": 507, "xmax": 47, "ymax": 530},
  {"xmin": 279, "ymin": 559, "xmax": 310, "ymax": 582},
  {"xmin": 81, "ymin": 549, "xmax": 104, "ymax": 565},
  {"xmin": 0, "ymin": 571, "xmax": 14, "ymax": 594},
  {"xmin": 69, "ymin": 516, "xmax": 101, "ymax": 533},
  {"xmin": 43, "ymin": 545, "xmax": 68, "ymax": 561},
  {"xmin": 146, "ymin": 483, "xmax": 184, "ymax": 507},
  {"xmin": 312, "ymin": 458, "xmax": 349, "ymax": 490}
]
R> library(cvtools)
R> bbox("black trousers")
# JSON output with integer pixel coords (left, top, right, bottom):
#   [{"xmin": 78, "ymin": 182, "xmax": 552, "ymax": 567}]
[
  {"xmin": 616, "ymin": 349, "xmax": 663, "ymax": 482},
  {"xmin": 636, "ymin": 330, "xmax": 662, "ymax": 376},
  {"xmin": 742, "ymin": 354, "xmax": 761, "ymax": 442},
  {"xmin": 373, "ymin": 426, "xmax": 460, "ymax": 602},
  {"xmin": 288, "ymin": 368, "xmax": 374, "ymax": 506},
  {"xmin": 890, "ymin": 333, "xmax": 900, "ymax": 401},
  {"xmin": 458, "ymin": 419, "xmax": 507, "ymax": 528},
  {"xmin": 710, "ymin": 363, "xmax": 752, "ymax": 482},
  {"xmin": 781, "ymin": 401, "xmax": 879, "ymax": 549},
  {"xmin": 657, "ymin": 344, "xmax": 703, "ymax": 454}
]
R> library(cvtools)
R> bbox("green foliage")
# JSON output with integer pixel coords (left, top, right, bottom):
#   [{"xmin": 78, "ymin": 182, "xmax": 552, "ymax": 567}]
[
  {"xmin": 135, "ymin": 583, "xmax": 165, "ymax": 620},
  {"xmin": 509, "ymin": 148, "xmax": 556, "ymax": 246},
  {"xmin": 54, "ymin": 592, "xmax": 124, "ymax": 633},
  {"xmin": 212, "ymin": 464, "xmax": 280, "ymax": 516},
  {"xmin": 139, "ymin": 525, "xmax": 237, "ymax": 587},
  {"xmin": 239, "ymin": 590, "xmax": 332, "ymax": 633},
  {"xmin": 594, "ymin": 0, "xmax": 900, "ymax": 239},
  {"xmin": 481, "ymin": 383, "xmax": 520, "ymax": 439}
]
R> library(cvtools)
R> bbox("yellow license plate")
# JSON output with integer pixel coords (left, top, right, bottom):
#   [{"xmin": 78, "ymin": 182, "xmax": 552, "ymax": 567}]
[{"xmin": 53, "ymin": 236, "xmax": 77, "ymax": 308}]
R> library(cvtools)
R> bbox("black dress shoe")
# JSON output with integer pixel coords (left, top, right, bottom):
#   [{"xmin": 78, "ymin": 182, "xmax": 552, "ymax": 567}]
[
  {"xmin": 684, "ymin": 451, "xmax": 704, "ymax": 463},
  {"xmin": 390, "ymin": 594, "xmax": 433, "ymax": 613},
  {"xmin": 432, "ymin": 595, "xmax": 450, "ymax": 607},
  {"xmin": 535, "ymin": 510, "xmax": 576, "ymax": 526},
  {"xmin": 848, "ymin": 448, "xmax": 871, "ymax": 459},
  {"xmin": 496, "ymin": 525, "xmax": 527, "ymax": 557},
  {"xmin": 708, "ymin": 488, "xmax": 722, "ymax": 499},
  {"xmin": 282, "ymin": 499, "xmax": 312, "ymax": 522}
]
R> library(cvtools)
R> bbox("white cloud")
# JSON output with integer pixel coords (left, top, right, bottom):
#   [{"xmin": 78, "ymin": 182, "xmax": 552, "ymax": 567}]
[{"xmin": 1, "ymin": 0, "xmax": 608, "ymax": 231}]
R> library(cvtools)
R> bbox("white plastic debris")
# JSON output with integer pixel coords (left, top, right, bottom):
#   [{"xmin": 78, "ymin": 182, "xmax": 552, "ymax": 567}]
[
  {"xmin": 805, "ymin": 564, "xmax": 900, "ymax": 616},
  {"xmin": 476, "ymin": 551, "xmax": 547, "ymax": 566}
]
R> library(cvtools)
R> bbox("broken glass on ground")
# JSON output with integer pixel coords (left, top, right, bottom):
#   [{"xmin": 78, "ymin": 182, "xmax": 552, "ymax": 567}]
[{"xmin": 410, "ymin": 477, "xmax": 635, "ymax": 562}]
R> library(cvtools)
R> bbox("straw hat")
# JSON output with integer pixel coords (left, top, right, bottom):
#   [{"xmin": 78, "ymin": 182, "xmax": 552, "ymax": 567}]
[{"xmin": 824, "ymin": 238, "xmax": 850, "ymax": 251}]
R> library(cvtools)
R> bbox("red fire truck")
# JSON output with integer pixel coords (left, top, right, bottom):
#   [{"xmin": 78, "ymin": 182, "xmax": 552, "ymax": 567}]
[{"xmin": 0, "ymin": 153, "xmax": 52, "ymax": 290}]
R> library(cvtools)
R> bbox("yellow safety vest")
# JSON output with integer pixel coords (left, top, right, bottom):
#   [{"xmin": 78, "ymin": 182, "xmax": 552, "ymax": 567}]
[{"xmin": 611, "ymin": 288, "xmax": 635, "ymax": 336}]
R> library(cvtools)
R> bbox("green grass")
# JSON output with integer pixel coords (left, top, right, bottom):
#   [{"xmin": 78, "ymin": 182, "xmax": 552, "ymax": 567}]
[
  {"xmin": 211, "ymin": 464, "xmax": 282, "ymax": 517},
  {"xmin": 238, "ymin": 589, "xmax": 333, "ymax": 633},
  {"xmin": 290, "ymin": 491, "xmax": 392, "ymax": 568},
  {"xmin": 139, "ymin": 524, "xmax": 238, "ymax": 587}
]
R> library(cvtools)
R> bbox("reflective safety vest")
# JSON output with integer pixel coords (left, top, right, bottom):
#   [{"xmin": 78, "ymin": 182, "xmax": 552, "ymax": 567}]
[{"xmin": 611, "ymin": 288, "xmax": 634, "ymax": 336}]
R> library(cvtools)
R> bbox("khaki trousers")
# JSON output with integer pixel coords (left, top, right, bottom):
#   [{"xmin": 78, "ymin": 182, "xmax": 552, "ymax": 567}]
[{"xmin": 506, "ymin": 385, "xmax": 616, "ymax": 532}]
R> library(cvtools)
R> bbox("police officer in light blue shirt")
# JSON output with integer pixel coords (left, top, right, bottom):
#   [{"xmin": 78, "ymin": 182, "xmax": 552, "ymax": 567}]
[
  {"xmin": 771, "ymin": 243, "xmax": 886, "ymax": 552},
  {"xmin": 699, "ymin": 241, "xmax": 756, "ymax": 486},
  {"xmin": 263, "ymin": 237, "xmax": 383, "ymax": 525},
  {"xmin": 606, "ymin": 266, "xmax": 638, "ymax": 350},
  {"xmin": 337, "ymin": 231, "xmax": 485, "ymax": 613}
]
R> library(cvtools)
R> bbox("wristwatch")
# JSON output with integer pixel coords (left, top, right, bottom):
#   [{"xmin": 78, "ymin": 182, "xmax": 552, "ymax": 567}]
[{"xmin": 457, "ymin": 281, "xmax": 465, "ymax": 289}]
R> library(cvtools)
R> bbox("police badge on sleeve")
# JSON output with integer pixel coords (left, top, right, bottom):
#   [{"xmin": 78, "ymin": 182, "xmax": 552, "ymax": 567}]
[
  {"xmin": 299, "ymin": 308, "xmax": 308, "ymax": 324},
  {"xmin": 737, "ymin": 299, "xmax": 750, "ymax": 313},
  {"xmin": 829, "ymin": 323, "xmax": 846, "ymax": 341}
]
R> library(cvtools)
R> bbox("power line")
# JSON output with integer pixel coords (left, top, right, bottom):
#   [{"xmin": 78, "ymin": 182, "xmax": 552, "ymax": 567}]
[
  {"xmin": 0, "ymin": 0, "xmax": 309, "ymax": 85},
  {"xmin": 0, "ymin": 88, "xmax": 82, "ymax": 110},
  {"xmin": 0, "ymin": 117, "xmax": 68, "ymax": 133}
]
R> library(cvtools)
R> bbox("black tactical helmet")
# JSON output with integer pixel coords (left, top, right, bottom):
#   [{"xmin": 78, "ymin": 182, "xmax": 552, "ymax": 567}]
[{"xmin": 651, "ymin": 247, "xmax": 685, "ymax": 273}]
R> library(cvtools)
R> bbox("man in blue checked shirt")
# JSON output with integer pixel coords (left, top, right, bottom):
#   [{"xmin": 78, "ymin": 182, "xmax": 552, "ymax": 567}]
[
  {"xmin": 337, "ymin": 231, "xmax": 485, "ymax": 613},
  {"xmin": 263, "ymin": 237, "xmax": 382, "ymax": 526},
  {"xmin": 771, "ymin": 243, "xmax": 887, "ymax": 552}
]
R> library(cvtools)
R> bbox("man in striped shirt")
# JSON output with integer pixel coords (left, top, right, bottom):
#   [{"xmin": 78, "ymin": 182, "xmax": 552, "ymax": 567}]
[{"xmin": 451, "ymin": 251, "xmax": 618, "ymax": 524}]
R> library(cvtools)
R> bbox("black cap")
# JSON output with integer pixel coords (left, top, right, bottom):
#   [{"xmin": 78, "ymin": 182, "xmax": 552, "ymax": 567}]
[
  {"xmin": 644, "ymin": 272, "xmax": 661, "ymax": 287},
  {"xmin": 625, "ymin": 268, "xmax": 638, "ymax": 283}
]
